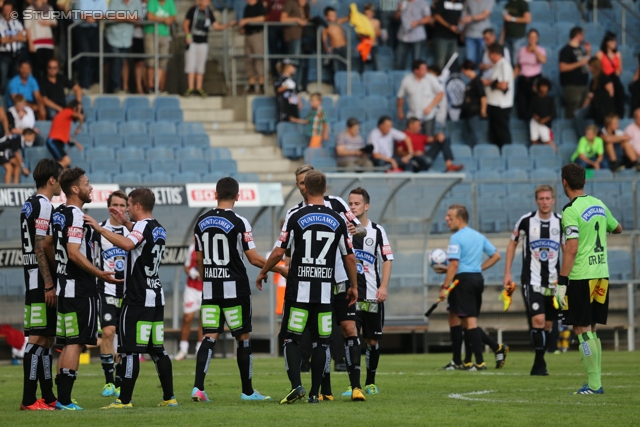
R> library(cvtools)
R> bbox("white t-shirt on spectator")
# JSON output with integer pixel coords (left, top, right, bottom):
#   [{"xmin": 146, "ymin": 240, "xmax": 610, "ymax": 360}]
[
  {"xmin": 368, "ymin": 127, "xmax": 406, "ymax": 159},
  {"xmin": 8, "ymin": 105, "xmax": 36, "ymax": 130},
  {"xmin": 486, "ymin": 57, "xmax": 514, "ymax": 109},
  {"xmin": 624, "ymin": 122, "xmax": 640, "ymax": 156},
  {"xmin": 397, "ymin": 72, "xmax": 444, "ymax": 121}
]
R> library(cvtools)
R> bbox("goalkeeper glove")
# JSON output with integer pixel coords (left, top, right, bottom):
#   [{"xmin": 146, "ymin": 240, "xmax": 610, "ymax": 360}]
[{"xmin": 553, "ymin": 276, "xmax": 568, "ymax": 309}]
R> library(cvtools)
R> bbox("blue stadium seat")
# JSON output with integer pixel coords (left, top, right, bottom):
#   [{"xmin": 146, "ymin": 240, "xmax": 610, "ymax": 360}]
[
  {"xmin": 451, "ymin": 145, "xmax": 472, "ymax": 158},
  {"xmin": 592, "ymin": 181, "xmax": 619, "ymax": 195},
  {"xmin": 94, "ymin": 97, "xmax": 121, "ymax": 110},
  {"xmin": 146, "ymin": 147, "xmax": 174, "ymax": 163},
  {"xmin": 362, "ymin": 71, "xmax": 389, "ymax": 85},
  {"xmin": 338, "ymin": 80, "xmax": 366, "ymax": 97},
  {"xmin": 178, "ymin": 122, "xmax": 207, "ymax": 135},
  {"xmin": 531, "ymin": 9, "xmax": 552, "ymax": 23},
  {"xmin": 277, "ymin": 122, "xmax": 305, "ymax": 145},
  {"xmin": 251, "ymin": 96, "xmax": 276, "ymax": 117},
  {"xmin": 389, "ymin": 70, "xmax": 408, "ymax": 93},
  {"xmin": 173, "ymin": 172, "xmax": 202, "ymax": 183},
  {"xmin": 210, "ymin": 159, "xmax": 238, "ymax": 175},
  {"xmin": 154, "ymin": 97, "xmax": 180, "ymax": 110},
  {"xmin": 233, "ymin": 172, "xmax": 260, "ymax": 182},
  {"xmin": 121, "ymin": 158, "xmax": 149, "ymax": 173},
  {"xmin": 113, "ymin": 172, "xmax": 142, "ymax": 183},
  {"xmin": 473, "ymin": 143, "xmax": 500, "ymax": 157},
  {"xmin": 92, "ymin": 158, "xmax": 116, "ymax": 173},
  {"xmin": 338, "ymin": 106, "xmax": 366, "ymax": 122},
  {"xmin": 530, "ymin": 168, "xmax": 557, "ymax": 182},
  {"xmin": 530, "ymin": 144, "xmax": 556, "ymax": 160},
  {"xmin": 154, "ymin": 135, "xmax": 181, "ymax": 148},
  {"xmin": 119, "ymin": 121, "xmax": 147, "ymax": 136},
  {"xmin": 364, "ymin": 105, "xmax": 390, "ymax": 123},
  {"xmin": 592, "ymin": 169, "xmax": 613, "ymax": 179},
  {"xmin": 505, "ymin": 155, "xmax": 533, "ymax": 171},
  {"xmin": 97, "ymin": 108, "xmax": 125, "ymax": 122},
  {"xmin": 201, "ymin": 172, "xmax": 227, "ymax": 182},
  {"xmin": 156, "ymin": 108, "xmax": 184, "ymax": 122},
  {"xmin": 67, "ymin": 146, "xmax": 84, "ymax": 163},
  {"xmin": 150, "ymin": 159, "xmax": 179, "ymax": 174},
  {"xmin": 123, "ymin": 97, "xmax": 151, "ymax": 111},
  {"xmin": 454, "ymin": 156, "xmax": 476, "ymax": 172},
  {"xmin": 83, "ymin": 106, "xmax": 95, "ymax": 122},
  {"xmin": 74, "ymin": 133, "xmax": 93, "ymax": 148},
  {"xmin": 184, "ymin": 134, "xmax": 210, "ymax": 149},
  {"xmin": 124, "ymin": 133, "xmax": 152, "ymax": 149},
  {"xmin": 89, "ymin": 121, "xmax": 118, "ymax": 135},
  {"xmin": 309, "ymin": 157, "xmax": 337, "ymax": 169},
  {"xmin": 148, "ymin": 122, "xmax": 176, "ymax": 135},
  {"xmin": 336, "ymin": 95, "xmax": 364, "ymax": 110},
  {"xmin": 87, "ymin": 171, "xmax": 112, "ymax": 183},
  {"xmin": 205, "ymin": 147, "xmax": 232, "ymax": 160},
  {"xmin": 366, "ymin": 82, "xmax": 394, "ymax": 97},
  {"xmin": 254, "ymin": 105, "xmax": 277, "ymax": 133},
  {"xmin": 66, "ymin": 93, "xmax": 91, "ymax": 107},
  {"xmin": 334, "ymin": 71, "xmax": 361, "ymax": 90},
  {"xmin": 477, "ymin": 156, "xmax": 504, "ymax": 171},
  {"xmin": 502, "ymin": 145, "xmax": 528, "ymax": 157},
  {"xmin": 553, "ymin": 1, "xmax": 579, "ymax": 13},
  {"xmin": 479, "ymin": 208, "xmax": 508, "ymax": 233},
  {"xmin": 93, "ymin": 133, "xmax": 123, "ymax": 149},
  {"xmin": 35, "ymin": 120, "xmax": 51, "ymax": 137},
  {"xmin": 144, "ymin": 172, "xmax": 172, "ymax": 184},
  {"xmin": 507, "ymin": 180, "xmax": 534, "ymax": 196},
  {"xmin": 180, "ymin": 159, "xmax": 209, "ymax": 174},
  {"xmin": 304, "ymin": 147, "xmax": 332, "ymax": 163},
  {"xmin": 176, "ymin": 147, "xmax": 202, "ymax": 161},
  {"xmin": 126, "ymin": 107, "xmax": 154, "ymax": 122},
  {"xmin": 116, "ymin": 147, "xmax": 145, "ymax": 161}
]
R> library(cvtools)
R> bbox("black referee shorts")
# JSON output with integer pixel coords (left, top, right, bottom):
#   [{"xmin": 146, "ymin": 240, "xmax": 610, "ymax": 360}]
[
  {"xmin": 279, "ymin": 301, "xmax": 333, "ymax": 344},
  {"xmin": 447, "ymin": 272, "xmax": 484, "ymax": 318},
  {"xmin": 562, "ymin": 278, "xmax": 609, "ymax": 327},
  {"xmin": 522, "ymin": 284, "xmax": 559, "ymax": 322}
]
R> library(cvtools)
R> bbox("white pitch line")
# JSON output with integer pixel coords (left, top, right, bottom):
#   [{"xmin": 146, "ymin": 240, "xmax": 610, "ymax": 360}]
[{"xmin": 448, "ymin": 390, "xmax": 620, "ymax": 406}]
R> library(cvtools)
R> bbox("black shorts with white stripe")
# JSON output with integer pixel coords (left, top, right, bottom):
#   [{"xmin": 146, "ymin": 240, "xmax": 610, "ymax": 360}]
[
  {"xmin": 522, "ymin": 284, "xmax": 559, "ymax": 321},
  {"xmin": 56, "ymin": 296, "xmax": 98, "ymax": 346}
]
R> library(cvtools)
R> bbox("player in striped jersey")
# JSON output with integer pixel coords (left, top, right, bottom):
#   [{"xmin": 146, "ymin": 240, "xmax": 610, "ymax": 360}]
[
  {"xmin": 344, "ymin": 187, "xmax": 393, "ymax": 396},
  {"xmin": 504, "ymin": 185, "xmax": 563, "ymax": 376}
]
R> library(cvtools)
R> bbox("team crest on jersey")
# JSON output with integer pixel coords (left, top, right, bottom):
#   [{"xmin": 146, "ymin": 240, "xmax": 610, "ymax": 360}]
[
  {"xmin": 53, "ymin": 212, "xmax": 65, "ymax": 228},
  {"xmin": 21, "ymin": 202, "xmax": 32, "ymax": 218},
  {"xmin": 581, "ymin": 206, "xmax": 606, "ymax": 222},
  {"xmin": 539, "ymin": 250, "xmax": 549, "ymax": 261},
  {"xmin": 198, "ymin": 216, "xmax": 233, "ymax": 233},
  {"xmin": 152, "ymin": 227, "xmax": 166, "ymax": 242},
  {"xmin": 551, "ymin": 228, "xmax": 559, "ymax": 235},
  {"xmin": 356, "ymin": 263, "xmax": 365, "ymax": 274},
  {"xmin": 298, "ymin": 213, "xmax": 340, "ymax": 230},
  {"xmin": 355, "ymin": 249, "xmax": 376, "ymax": 265},
  {"xmin": 279, "ymin": 230, "xmax": 289, "ymax": 242},
  {"xmin": 365, "ymin": 238, "xmax": 374, "ymax": 246}
]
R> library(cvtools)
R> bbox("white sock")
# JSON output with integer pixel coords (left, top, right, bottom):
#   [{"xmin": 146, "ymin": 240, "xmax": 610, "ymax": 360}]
[
  {"xmin": 179, "ymin": 340, "xmax": 189, "ymax": 354},
  {"xmin": 195, "ymin": 341, "xmax": 201, "ymax": 353}
]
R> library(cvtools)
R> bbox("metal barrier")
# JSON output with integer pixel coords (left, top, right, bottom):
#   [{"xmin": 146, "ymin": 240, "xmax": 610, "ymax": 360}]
[{"xmin": 591, "ymin": 0, "xmax": 640, "ymax": 46}]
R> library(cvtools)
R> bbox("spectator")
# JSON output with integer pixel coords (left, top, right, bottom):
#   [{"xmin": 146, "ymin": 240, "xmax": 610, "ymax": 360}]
[
  {"xmin": 240, "ymin": 0, "xmax": 266, "ymax": 95},
  {"xmin": 129, "ymin": 0, "xmax": 148, "ymax": 94},
  {"xmin": 601, "ymin": 113, "xmax": 639, "ymax": 172},
  {"xmin": 576, "ymin": 57, "xmax": 616, "ymax": 132},
  {"xmin": 479, "ymin": 28, "xmax": 509, "ymax": 79},
  {"xmin": 432, "ymin": 0, "xmax": 462, "ymax": 69},
  {"xmin": 322, "ymin": 7, "xmax": 349, "ymax": 81},
  {"xmin": 624, "ymin": 108, "xmax": 640, "ymax": 161},
  {"xmin": 23, "ymin": 0, "xmax": 57, "ymax": 82},
  {"xmin": 145, "ymin": 0, "xmax": 177, "ymax": 93},
  {"xmin": 379, "ymin": 0, "xmax": 399, "ymax": 48},
  {"xmin": 0, "ymin": 131, "xmax": 33, "ymax": 184},
  {"xmin": 8, "ymin": 94, "xmax": 36, "ymax": 135},
  {"xmin": 74, "ymin": 0, "xmax": 108, "ymax": 90},
  {"xmin": 404, "ymin": 117, "xmax": 462, "ymax": 172},
  {"xmin": 55, "ymin": 0, "xmax": 73, "ymax": 76},
  {"xmin": 514, "ymin": 29, "xmax": 546, "ymax": 121},
  {"xmin": 280, "ymin": 0, "xmax": 309, "ymax": 91},
  {"xmin": 105, "ymin": 0, "xmax": 143, "ymax": 94},
  {"xmin": 428, "ymin": 64, "xmax": 447, "ymax": 126},
  {"xmin": 46, "ymin": 99, "xmax": 84, "ymax": 168},
  {"xmin": 0, "ymin": 2, "xmax": 28, "ymax": 94},
  {"xmin": 362, "ymin": 3, "xmax": 381, "ymax": 47},
  {"xmin": 39, "ymin": 58, "xmax": 82, "ymax": 120},
  {"xmin": 529, "ymin": 77, "xmax": 556, "ymax": 152},
  {"xmin": 397, "ymin": 59, "xmax": 444, "ymax": 137},
  {"xmin": 265, "ymin": 0, "xmax": 287, "ymax": 77},
  {"xmin": 368, "ymin": 115, "xmax": 418, "ymax": 171},
  {"xmin": 630, "ymin": 54, "xmax": 640, "ymax": 115},
  {"xmin": 559, "ymin": 26, "xmax": 591, "ymax": 119},
  {"xmin": 596, "ymin": 31, "xmax": 625, "ymax": 119},
  {"xmin": 460, "ymin": 59, "xmax": 487, "ymax": 147},
  {"xmin": 571, "ymin": 124, "xmax": 606, "ymax": 170},
  {"xmin": 482, "ymin": 42, "xmax": 513, "ymax": 149},
  {"xmin": 183, "ymin": 0, "xmax": 233, "ymax": 97},
  {"xmin": 336, "ymin": 118, "xmax": 374, "ymax": 169},
  {"xmin": 274, "ymin": 59, "xmax": 299, "ymax": 122},
  {"xmin": 500, "ymin": 0, "xmax": 530, "ymax": 63},
  {"xmin": 8, "ymin": 61, "xmax": 44, "ymax": 120},
  {"xmin": 460, "ymin": 0, "xmax": 494, "ymax": 66},
  {"xmin": 394, "ymin": 0, "xmax": 431, "ymax": 70},
  {"xmin": 290, "ymin": 92, "xmax": 328, "ymax": 148},
  {"xmin": 0, "ymin": 105, "xmax": 10, "ymax": 138}
]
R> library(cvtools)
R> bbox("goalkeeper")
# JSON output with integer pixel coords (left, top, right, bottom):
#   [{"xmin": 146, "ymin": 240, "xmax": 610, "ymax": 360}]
[
  {"xmin": 555, "ymin": 164, "xmax": 621, "ymax": 395},
  {"xmin": 503, "ymin": 185, "xmax": 564, "ymax": 376}
]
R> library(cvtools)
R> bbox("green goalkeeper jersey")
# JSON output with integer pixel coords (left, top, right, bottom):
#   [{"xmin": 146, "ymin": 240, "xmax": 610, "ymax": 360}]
[{"xmin": 562, "ymin": 195, "xmax": 619, "ymax": 280}]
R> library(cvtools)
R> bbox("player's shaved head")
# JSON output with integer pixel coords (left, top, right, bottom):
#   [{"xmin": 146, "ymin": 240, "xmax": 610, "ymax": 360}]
[
  {"xmin": 561, "ymin": 164, "xmax": 586, "ymax": 191},
  {"xmin": 304, "ymin": 170, "xmax": 326, "ymax": 196},
  {"xmin": 216, "ymin": 177, "xmax": 239, "ymax": 201},
  {"xmin": 129, "ymin": 187, "xmax": 155, "ymax": 212}
]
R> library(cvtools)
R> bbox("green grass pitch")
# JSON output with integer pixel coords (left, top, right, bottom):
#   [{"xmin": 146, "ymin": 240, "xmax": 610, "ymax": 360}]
[{"xmin": 1, "ymin": 351, "xmax": 638, "ymax": 426}]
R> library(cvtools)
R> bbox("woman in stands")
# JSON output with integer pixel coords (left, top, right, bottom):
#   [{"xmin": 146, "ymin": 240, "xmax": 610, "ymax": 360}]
[
  {"xmin": 274, "ymin": 59, "xmax": 300, "ymax": 122},
  {"xmin": 596, "ymin": 31, "xmax": 625, "ymax": 119},
  {"xmin": 514, "ymin": 29, "xmax": 546, "ymax": 121}
]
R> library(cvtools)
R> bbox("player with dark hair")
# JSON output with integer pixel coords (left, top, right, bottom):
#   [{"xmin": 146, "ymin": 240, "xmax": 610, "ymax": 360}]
[
  {"xmin": 504, "ymin": 184, "xmax": 563, "ymax": 376},
  {"xmin": 52, "ymin": 167, "xmax": 122, "ymax": 410},
  {"xmin": 85, "ymin": 188, "xmax": 177, "ymax": 409},
  {"xmin": 258, "ymin": 170, "xmax": 360, "ymax": 404},
  {"xmin": 19, "ymin": 159, "xmax": 63, "ymax": 411},
  {"xmin": 94, "ymin": 190, "xmax": 129, "ymax": 398},
  {"xmin": 45, "ymin": 99, "xmax": 84, "ymax": 169},
  {"xmin": 342, "ymin": 187, "xmax": 393, "ymax": 396},
  {"xmin": 190, "ymin": 177, "xmax": 281, "ymax": 402},
  {"xmin": 555, "ymin": 164, "xmax": 622, "ymax": 394},
  {"xmin": 440, "ymin": 204, "xmax": 506, "ymax": 371}
]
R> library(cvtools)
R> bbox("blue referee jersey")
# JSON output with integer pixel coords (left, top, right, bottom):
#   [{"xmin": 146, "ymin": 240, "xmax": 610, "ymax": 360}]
[{"xmin": 447, "ymin": 226, "xmax": 497, "ymax": 273}]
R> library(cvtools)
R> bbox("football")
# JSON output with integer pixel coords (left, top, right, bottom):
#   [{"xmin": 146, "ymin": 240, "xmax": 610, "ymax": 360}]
[{"xmin": 429, "ymin": 249, "xmax": 449, "ymax": 272}]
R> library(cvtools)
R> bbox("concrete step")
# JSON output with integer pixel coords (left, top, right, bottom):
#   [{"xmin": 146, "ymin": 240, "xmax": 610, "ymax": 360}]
[
  {"xmin": 185, "ymin": 109, "xmax": 235, "ymax": 122},
  {"xmin": 229, "ymin": 146, "xmax": 282, "ymax": 160},
  {"xmin": 207, "ymin": 133, "xmax": 274, "ymax": 147},
  {"xmin": 210, "ymin": 121, "xmax": 255, "ymax": 132},
  {"xmin": 179, "ymin": 97, "xmax": 223, "ymax": 110}
]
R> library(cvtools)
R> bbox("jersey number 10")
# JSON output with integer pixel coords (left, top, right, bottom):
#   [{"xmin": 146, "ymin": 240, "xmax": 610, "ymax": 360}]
[{"xmin": 202, "ymin": 232, "xmax": 230, "ymax": 266}]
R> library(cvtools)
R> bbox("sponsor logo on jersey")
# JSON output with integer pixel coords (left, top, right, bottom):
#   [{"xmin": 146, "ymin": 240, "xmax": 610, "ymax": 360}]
[
  {"xmin": 243, "ymin": 232, "xmax": 253, "ymax": 243},
  {"xmin": 382, "ymin": 245, "xmax": 392, "ymax": 255},
  {"xmin": 345, "ymin": 210, "xmax": 357, "ymax": 222},
  {"xmin": 539, "ymin": 250, "xmax": 549, "ymax": 261},
  {"xmin": 279, "ymin": 231, "xmax": 289, "ymax": 242},
  {"xmin": 355, "ymin": 249, "xmax": 376, "ymax": 265},
  {"xmin": 152, "ymin": 227, "xmax": 166, "ymax": 242},
  {"xmin": 129, "ymin": 230, "xmax": 144, "ymax": 243},
  {"xmin": 21, "ymin": 201, "xmax": 32, "ymax": 218},
  {"xmin": 67, "ymin": 226, "xmax": 83, "ymax": 239},
  {"xmin": 52, "ymin": 212, "xmax": 65, "ymax": 228},
  {"xmin": 198, "ymin": 216, "xmax": 233, "ymax": 233},
  {"xmin": 35, "ymin": 218, "xmax": 49, "ymax": 231},
  {"xmin": 298, "ymin": 213, "xmax": 339, "ymax": 231},
  {"xmin": 102, "ymin": 247, "xmax": 127, "ymax": 271},
  {"xmin": 581, "ymin": 206, "xmax": 606, "ymax": 222},
  {"xmin": 448, "ymin": 244, "xmax": 459, "ymax": 255},
  {"xmin": 530, "ymin": 239, "xmax": 561, "ymax": 251},
  {"xmin": 347, "ymin": 238, "xmax": 353, "ymax": 249}
]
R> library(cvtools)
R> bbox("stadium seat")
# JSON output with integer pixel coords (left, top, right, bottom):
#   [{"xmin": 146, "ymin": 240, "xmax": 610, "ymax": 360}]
[
  {"xmin": 35, "ymin": 120, "xmax": 51, "ymax": 137},
  {"xmin": 74, "ymin": 133, "xmax": 93, "ymax": 148},
  {"xmin": 148, "ymin": 122, "xmax": 176, "ymax": 135},
  {"xmin": 87, "ymin": 171, "xmax": 112, "ymax": 183},
  {"xmin": 150, "ymin": 159, "xmax": 179, "ymax": 174},
  {"xmin": 505, "ymin": 155, "xmax": 532, "ymax": 171},
  {"xmin": 156, "ymin": 108, "xmax": 184, "ymax": 122},
  {"xmin": 593, "ymin": 181, "xmax": 619, "ymax": 195},
  {"xmin": 119, "ymin": 121, "xmax": 147, "ymax": 136},
  {"xmin": 126, "ymin": 107, "xmax": 154, "ymax": 122},
  {"xmin": 338, "ymin": 80, "xmax": 366, "ymax": 97},
  {"xmin": 338, "ymin": 105, "xmax": 367, "ymax": 122},
  {"xmin": 154, "ymin": 135, "xmax": 181, "ymax": 147},
  {"xmin": 178, "ymin": 122, "xmax": 207, "ymax": 135},
  {"xmin": 173, "ymin": 172, "xmax": 202, "ymax": 183},
  {"xmin": 93, "ymin": 133, "xmax": 123, "ymax": 149},
  {"xmin": 94, "ymin": 97, "xmax": 121, "ymax": 110},
  {"xmin": 180, "ymin": 159, "xmax": 209, "ymax": 174},
  {"xmin": 184, "ymin": 134, "xmax": 210, "ymax": 149},
  {"xmin": 176, "ymin": 147, "xmax": 202, "ymax": 161},
  {"xmin": 366, "ymin": 82, "xmax": 394, "ymax": 97},
  {"xmin": 362, "ymin": 71, "xmax": 389, "ymax": 85},
  {"xmin": 479, "ymin": 208, "xmax": 508, "ymax": 233},
  {"xmin": 92, "ymin": 158, "xmax": 116, "ymax": 174},
  {"xmin": 97, "ymin": 108, "xmax": 125, "ymax": 122},
  {"xmin": 83, "ymin": 106, "xmax": 95, "ymax": 122},
  {"xmin": 254, "ymin": 105, "xmax": 277, "ymax": 133},
  {"xmin": 507, "ymin": 180, "xmax": 534, "ymax": 196},
  {"xmin": 147, "ymin": 147, "xmax": 174, "ymax": 163},
  {"xmin": 144, "ymin": 172, "xmax": 172, "ymax": 184},
  {"xmin": 124, "ymin": 133, "xmax": 152, "ymax": 149},
  {"xmin": 154, "ymin": 97, "xmax": 180, "ymax": 110},
  {"xmin": 309, "ymin": 157, "xmax": 337, "ymax": 169},
  {"xmin": 89, "ymin": 121, "xmax": 118, "ymax": 135},
  {"xmin": 364, "ymin": 105, "xmax": 390, "ymax": 123},
  {"xmin": 334, "ymin": 71, "xmax": 361, "ymax": 90},
  {"xmin": 118, "ymin": 158, "xmax": 145, "ymax": 173},
  {"xmin": 281, "ymin": 132, "xmax": 307, "ymax": 159},
  {"xmin": 210, "ymin": 159, "xmax": 238, "ymax": 175},
  {"xmin": 207, "ymin": 147, "xmax": 232, "ymax": 160},
  {"xmin": 123, "ymin": 97, "xmax": 151, "ymax": 111},
  {"xmin": 251, "ymin": 96, "xmax": 276, "ymax": 118},
  {"xmin": 451, "ymin": 145, "xmax": 472, "ymax": 158},
  {"xmin": 336, "ymin": 96, "xmax": 364, "ymax": 110},
  {"xmin": 502, "ymin": 145, "xmax": 528, "ymax": 157},
  {"xmin": 530, "ymin": 144, "xmax": 556, "ymax": 160},
  {"xmin": 116, "ymin": 147, "xmax": 145, "ymax": 161},
  {"xmin": 592, "ymin": 169, "xmax": 613, "ymax": 179},
  {"xmin": 67, "ymin": 146, "xmax": 84, "ymax": 163},
  {"xmin": 201, "ymin": 172, "xmax": 227, "ymax": 182},
  {"xmin": 530, "ymin": 168, "xmax": 557, "ymax": 182},
  {"xmin": 234, "ymin": 172, "xmax": 260, "ymax": 182},
  {"xmin": 304, "ymin": 147, "xmax": 332, "ymax": 163},
  {"xmin": 113, "ymin": 172, "xmax": 142, "ymax": 184},
  {"xmin": 473, "ymin": 143, "xmax": 500, "ymax": 157},
  {"xmin": 66, "ymin": 93, "xmax": 91, "ymax": 107},
  {"xmin": 477, "ymin": 156, "xmax": 505, "ymax": 171}
]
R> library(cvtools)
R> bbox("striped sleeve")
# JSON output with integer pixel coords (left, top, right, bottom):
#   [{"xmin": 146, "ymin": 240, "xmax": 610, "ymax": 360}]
[{"xmin": 127, "ymin": 220, "xmax": 147, "ymax": 248}]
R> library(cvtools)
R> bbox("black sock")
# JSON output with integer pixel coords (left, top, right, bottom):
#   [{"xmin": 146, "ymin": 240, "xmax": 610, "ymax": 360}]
[
  {"xmin": 118, "ymin": 353, "xmax": 139, "ymax": 404},
  {"xmin": 344, "ymin": 336, "xmax": 362, "ymax": 389},
  {"xmin": 194, "ymin": 336, "xmax": 216, "ymax": 391},
  {"xmin": 153, "ymin": 351, "xmax": 174, "ymax": 401},
  {"xmin": 39, "ymin": 348, "xmax": 56, "ymax": 403},
  {"xmin": 321, "ymin": 343, "xmax": 332, "ymax": 396},
  {"xmin": 22, "ymin": 343, "xmax": 42, "ymax": 406},
  {"xmin": 531, "ymin": 328, "xmax": 546, "ymax": 368},
  {"xmin": 114, "ymin": 358, "xmax": 124, "ymax": 388},
  {"xmin": 450, "ymin": 326, "xmax": 463, "ymax": 365},
  {"xmin": 480, "ymin": 328, "xmax": 499, "ymax": 352},
  {"xmin": 284, "ymin": 340, "xmax": 302, "ymax": 389},
  {"xmin": 100, "ymin": 354, "xmax": 115, "ymax": 384},
  {"xmin": 237, "ymin": 339, "xmax": 254, "ymax": 396},
  {"xmin": 56, "ymin": 368, "xmax": 77, "ymax": 405},
  {"xmin": 467, "ymin": 328, "xmax": 484, "ymax": 365},
  {"xmin": 310, "ymin": 342, "xmax": 328, "ymax": 397},
  {"xmin": 463, "ymin": 329, "xmax": 472, "ymax": 364},
  {"xmin": 365, "ymin": 343, "xmax": 380, "ymax": 385}
]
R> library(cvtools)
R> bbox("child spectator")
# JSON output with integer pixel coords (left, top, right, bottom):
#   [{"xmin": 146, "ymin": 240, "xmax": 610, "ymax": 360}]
[
  {"xmin": 571, "ymin": 124, "xmax": 606, "ymax": 170},
  {"xmin": 460, "ymin": 59, "xmax": 487, "ymax": 147},
  {"xmin": 0, "ymin": 129, "xmax": 35, "ymax": 183},
  {"xmin": 8, "ymin": 94, "xmax": 36, "ymax": 135},
  {"xmin": 45, "ymin": 100, "xmax": 84, "ymax": 168},
  {"xmin": 362, "ymin": 3, "xmax": 381, "ymax": 47},
  {"xmin": 322, "ymin": 7, "xmax": 349, "ymax": 81},
  {"xmin": 529, "ymin": 77, "xmax": 556, "ymax": 152},
  {"xmin": 336, "ymin": 117, "xmax": 374, "ymax": 169},
  {"xmin": 600, "ymin": 113, "xmax": 640, "ymax": 172},
  {"xmin": 274, "ymin": 59, "xmax": 300, "ymax": 123},
  {"xmin": 240, "ymin": 0, "xmax": 267, "ymax": 94},
  {"xmin": 291, "ymin": 92, "xmax": 328, "ymax": 148}
]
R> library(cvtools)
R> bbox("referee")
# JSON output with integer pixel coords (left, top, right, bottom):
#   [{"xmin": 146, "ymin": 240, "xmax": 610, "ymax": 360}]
[
  {"xmin": 555, "ymin": 164, "xmax": 622, "ymax": 395},
  {"xmin": 440, "ymin": 204, "xmax": 506, "ymax": 371},
  {"xmin": 504, "ymin": 185, "xmax": 563, "ymax": 376}
]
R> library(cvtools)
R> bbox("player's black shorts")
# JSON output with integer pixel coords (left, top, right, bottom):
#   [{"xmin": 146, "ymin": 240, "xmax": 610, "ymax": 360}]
[
  {"xmin": 24, "ymin": 288, "xmax": 57, "ymax": 337},
  {"xmin": 447, "ymin": 272, "xmax": 484, "ymax": 318},
  {"xmin": 356, "ymin": 301, "xmax": 384, "ymax": 339},
  {"xmin": 119, "ymin": 304, "xmax": 165, "ymax": 353},
  {"xmin": 333, "ymin": 282, "xmax": 356, "ymax": 325},
  {"xmin": 201, "ymin": 296, "xmax": 252, "ymax": 338},
  {"xmin": 99, "ymin": 293, "xmax": 122, "ymax": 330},
  {"xmin": 279, "ymin": 301, "xmax": 333, "ymax": 344},
  {"xmin": 56, "ymin": 296, "xmax": 98, "ymax": 346},
  {"xmin": 46, "ymin": 138, "xmax": 67, "ymax": 161},
  {"xmin": 562, "ymin": 278, "xmax": 609, "ymax": 327},
  {"xmin": 522, "ymin": 284, "xmax": 559, "ymax": 321}
]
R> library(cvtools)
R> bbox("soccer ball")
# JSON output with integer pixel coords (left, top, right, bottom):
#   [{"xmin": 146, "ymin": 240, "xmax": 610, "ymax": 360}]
[{"xmin": 429, "ymin": 249, "xmax": 449, "ymax": 272}]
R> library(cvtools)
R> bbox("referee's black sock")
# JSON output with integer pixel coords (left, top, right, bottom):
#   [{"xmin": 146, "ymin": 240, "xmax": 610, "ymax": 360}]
[
  {"xmin": 56, "ymin": 368, "xmax": 77, "ymax": 406},
  {"xmin": 101, "ymin": 353, "xmax": 115, "ymax": 384},
  {"xmin": 284, "ymin": 340, "xmax": 302, "ymax": 389},
  {"xmin": 480, "ymin": 328, "xmax": 499, "ymax": 353},
  {"xmin": 467, "ymin": 328, "xmax": 484, "ymax": 365},
  {"xmin": 236, "ymin": 339, "xmax": 254, "ymax": 396},
  {"xmin": 310, "ymin": 342, "xmax": 328, "ymax": 397},
  {"xmin": 450, "ymin": 326, "xmax": 463, "ymax": 365},
  {"xmin": 153, "ymin": 350, "xmax": 174, "ymax": 401},
  {"xmin": 531, "ymin": 328, "xmax": 546, "ymax": 367},
  {"xmin": 462, "ymin": 329, "xmax": 473, "ymax": 364},
  {"xmin": 118, "ymin": 353, "xmax": 139, "ymax": 405},
  {"xmin": 39, "ymin": 348, "xmax": 56, "ymax": 404},
  {"xmin": 344, "ymin": 336, "xmax": 362, "ymax": 390},
  {"xmin": 22, "ymin": 343, "xmax": 42, "ymax": 406},
  {"xmin": 194, "ymin": 336, "xmax": 216, "ymax": 391}
]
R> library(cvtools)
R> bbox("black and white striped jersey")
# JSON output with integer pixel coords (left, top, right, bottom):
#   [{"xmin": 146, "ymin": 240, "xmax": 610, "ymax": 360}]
[
  {"xmin": 193, "ymin": 209, "xmax": 256, "ymax": 300},
  {"xmin": 123, "ymin": 218, "xmax": 166, "ymax": 307},
  {"xmin": 95, "ymin": 219, "xmax": 128, "ymax": 298},
  {"xmin": 511, "ymin": 211, "xmax": 563, "ymax": 287},
  {"xmin": 277, "ymin": 204, "xmax": 353, "ymax": 304},
  {"xmin": 351, "ymin": 221, "xmax": 393, "ymax": 301},
  {"xmin": 20, "ymin": 194, "xmax": 53, "ymax": 292},
  {"xmin": 52, "ymin": 205, "xmax": 97, "ymax": 298},
  {"xmin": 288, "ymin": 195, "xmax": 361, "ymax": 284}
]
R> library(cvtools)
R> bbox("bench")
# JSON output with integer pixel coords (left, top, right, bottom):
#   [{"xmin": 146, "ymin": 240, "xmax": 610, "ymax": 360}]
[{"xmin": 383, "ymin": 323, "xmax": 429, "ymax": 354}]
